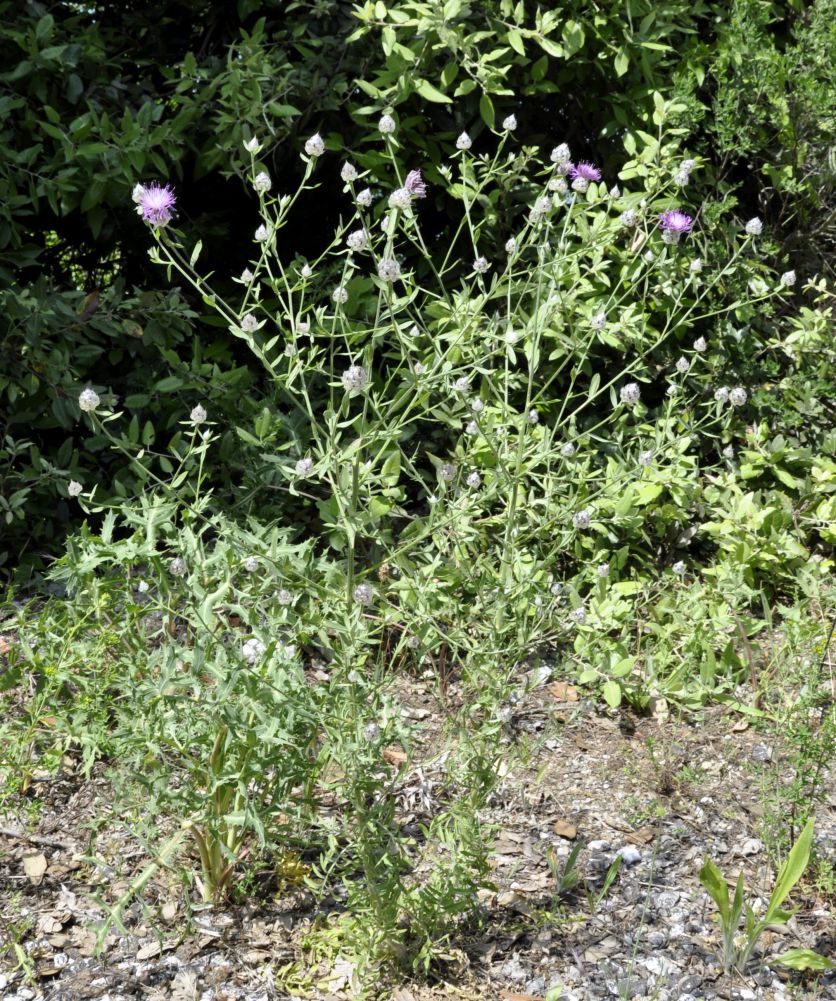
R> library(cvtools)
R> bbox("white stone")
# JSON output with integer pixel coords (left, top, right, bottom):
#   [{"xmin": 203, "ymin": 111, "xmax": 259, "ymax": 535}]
[{"xmin": 616, "ymin": 845, "xmax": 642, "ymax": 865}]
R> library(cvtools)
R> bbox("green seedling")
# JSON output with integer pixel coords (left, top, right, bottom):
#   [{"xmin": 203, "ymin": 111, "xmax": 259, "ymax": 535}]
[{"xmin": 700, "ymin": 818, "xmax": 834, "ymax": 973}]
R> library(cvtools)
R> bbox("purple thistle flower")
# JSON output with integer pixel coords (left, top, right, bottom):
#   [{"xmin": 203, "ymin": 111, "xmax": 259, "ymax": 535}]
[
  {"xmin": 570, "ymin": 162, "xmax": 601, "ymax": 182},
  {"xmin": 138, "ymin": 183, "xmax": 176, "ymax": 227},
  {"xmin": 658, "ymin": 209, "xmax": 693, "ymax": 234},
  {"xmin": 404, "ymin": 169, "xmax": 427, "ymax": 199}
]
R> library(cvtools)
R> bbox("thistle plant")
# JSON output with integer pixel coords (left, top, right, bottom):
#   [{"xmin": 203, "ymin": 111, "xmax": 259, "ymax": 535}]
[{"xmin": 38, "ymin": 113, "xmax": 806, "ymax": 971}]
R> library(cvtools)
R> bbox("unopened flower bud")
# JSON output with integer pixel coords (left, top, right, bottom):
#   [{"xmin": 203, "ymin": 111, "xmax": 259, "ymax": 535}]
[{"xmin": 304, "ymin": 133, "xmax": 326, "ymax": 157}]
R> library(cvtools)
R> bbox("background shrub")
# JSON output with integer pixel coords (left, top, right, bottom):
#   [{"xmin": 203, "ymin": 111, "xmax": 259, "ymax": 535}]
[{"xmin": 1, "ymin": 0, "xmax": 833, "ymax": 581}]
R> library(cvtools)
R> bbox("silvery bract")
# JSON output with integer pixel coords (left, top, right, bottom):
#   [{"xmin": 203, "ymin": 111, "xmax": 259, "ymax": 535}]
[
  {"xmin": 621, "ymin": 383, "xmax": 641, "ymax": 405},
  {"xmin": 304, "ymin": 133, "xmax": 326, "ymax": 157},
  {"xmin": 78, "ymin": 387, "xmax": 100, "ymax": 412},
  {"xmin": 341, "ymin": 365, "xmax": 368, "ymax": 392},
  {"xmin": 253, "ymin": 171, "xmax": 271, "ymax": 193},
  {"xmin": 573, "ymin": 509, "xmax": 591, "ymax": 530},
  {"xmin": 353, "ymin": 582, "xmax": 374, "ymax": 606}
]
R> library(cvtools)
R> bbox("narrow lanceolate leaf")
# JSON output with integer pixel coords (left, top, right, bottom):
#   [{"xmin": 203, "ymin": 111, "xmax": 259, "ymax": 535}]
[
  {"xmin": 699, "ymin": 859, "xmax": 730, "ymax": 924},
  {"xmin": 766, "ymin": 818, "xmax": 813, "ymax": 919},
  {"xmin": 772, "ymin": 948, "xmax": 835, "ymax": 971}
]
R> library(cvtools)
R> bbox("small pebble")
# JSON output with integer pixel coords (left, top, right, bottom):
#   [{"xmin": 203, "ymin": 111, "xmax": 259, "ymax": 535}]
[
  {"xmin": 501, "ymin": 955, "xmax": 528, "ymax": 982},
  {"xmin": 652, "ymin": 890, "xmax": 680, "ymax": 911},
  {"xmin": 617, "ymin": 845, "xmax": 642, "ymax": 865}
]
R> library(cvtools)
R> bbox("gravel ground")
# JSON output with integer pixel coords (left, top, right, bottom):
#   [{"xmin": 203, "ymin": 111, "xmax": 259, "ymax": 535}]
[{"xmin": 1, "ymin": 668, "xmax": 834, "ymax": 1001}]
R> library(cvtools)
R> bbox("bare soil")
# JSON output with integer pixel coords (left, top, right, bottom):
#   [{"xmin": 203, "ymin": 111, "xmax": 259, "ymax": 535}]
[{"xmin": 1, "ymin": 670, "xmax": 834, "ymax": 1001}]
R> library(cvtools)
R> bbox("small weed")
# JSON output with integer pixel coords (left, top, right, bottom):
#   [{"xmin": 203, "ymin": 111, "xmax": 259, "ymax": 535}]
[
  {"xmin": 0, "ymin": 896, "xmax": 37, "ymax": 986},
  {"xmin": 700, "ymin": 819, "xmax": 833, "ymax": 974},
  {"xmin": 624, "ymin": 792, "xmax": 668, "ymax": 827},
  {"xmin": 755, "ymin": 608, "xmax": 835, "ymax": 877},
  {"xmin": 544, "ymin": 841, "xmax": 622, "ymax": 915}
]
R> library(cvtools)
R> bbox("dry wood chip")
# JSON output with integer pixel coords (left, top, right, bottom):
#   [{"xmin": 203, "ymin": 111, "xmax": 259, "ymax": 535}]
[
  {"xmin": 382, "ymin": 745, "xmax": 407, "ymax": 767},
  {"xmin": 243, "ymin": 948, "xmax": 272, "ymax": 963},
  {"xmin": 70, "ymin": 927, "xmax": 100, "ymax": 956},
  {"xmin": 494, "ymin": 830, "xmax": 524, "ymax": 849},
  {"xmin": 0, "ymin": 826, "xmax": 75, "ymax": 851},
  {"xmin": 22, "ymin": 851, "xmax": 48, "ymax": 884},
  {"xmin": 136, "ymin": 940, "xmax": 162, "ymax": 960},
  {"xmin": 553, "ymin": 820, "xmax": 578, "ymax": 839},
  {"xmin": 36, "ymin": 912, "xmax": 67, "ymax": 935},
  {"xmin": 35, "ymin": 962, "xmax": 65, "ymax": 979},
  {"xmin": 546, "ymin": 681, "xmax": 579, "ymax": 702},
  {"xmin": 625, "ymin": 826, "xmax": 656, "ymax": 845}
]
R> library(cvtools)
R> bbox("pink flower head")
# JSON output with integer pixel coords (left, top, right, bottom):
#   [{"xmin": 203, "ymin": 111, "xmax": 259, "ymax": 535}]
[
  {"xmin": 138, "ymin": 183, "xmax": 176, "ymax": 227},
  {"xmin": 658, "ymin": 209, "xmax": 693, "ymax": 234},
  {"xmin": 404, "ymin": 169, "xmax": 427, "ymax": 199},
  {"xmin": 570, "ymin": 162, "xmax": 601, "ymax": 182}
]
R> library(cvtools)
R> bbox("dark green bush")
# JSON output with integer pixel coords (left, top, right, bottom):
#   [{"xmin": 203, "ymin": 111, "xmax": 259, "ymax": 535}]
[{"xmin": 1, "ymin": 0, "xmax": 833, "ymax": 577}]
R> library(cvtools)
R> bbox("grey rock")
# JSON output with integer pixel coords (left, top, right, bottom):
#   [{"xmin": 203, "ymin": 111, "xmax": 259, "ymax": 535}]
[
  {"xmin": 620, "ymin": 882, "xmax": 645, "ymax": 904},
  {"xmin": 652, "ymin": 890, "xmax": 680, "ymax": 911},
  {"xmin": 738, "ymin": 837, "xmax": 763, "ymax": 856},
  {"xmin": 678, "ymin": 974, "xmax": 703, "ymax": 993},
  {"xmin": 501, "ymin": 954, "xmax": 528, "ymax": 982},
  {"xmin": 753, "ymin": 967, "xmax": 776, "ymax": 987},
  {"xmin": 750, "ymin": 743, "xmax": 772, "ymax": 762},
  {"xmin": 617, "ymin": 845, "xmax": 642, "ymax": 865}
]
